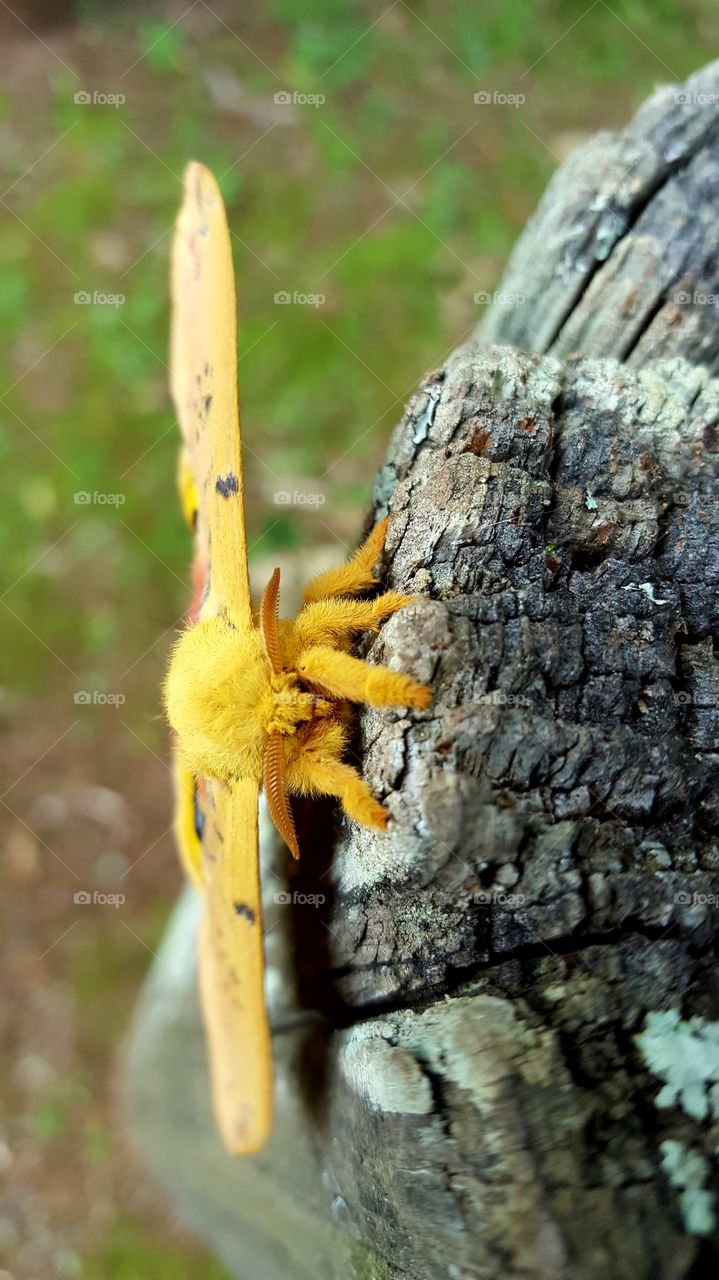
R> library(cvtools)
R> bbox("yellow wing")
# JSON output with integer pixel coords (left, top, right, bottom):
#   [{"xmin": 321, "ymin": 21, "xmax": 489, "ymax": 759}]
[
  {"xmin": 170, "ymin": 161, "xmax": 253, "ymax": 628},
  {"xmin": 169, "ymin": 161, "xmax": 272, "ymax": 1154},
  {"xmin": 172, "ymin": 754, "xmax": 204, "ymax": 893},
  {"xmin": 198, "ymin": 780, "xmax": 272, "ymax": 1154}
]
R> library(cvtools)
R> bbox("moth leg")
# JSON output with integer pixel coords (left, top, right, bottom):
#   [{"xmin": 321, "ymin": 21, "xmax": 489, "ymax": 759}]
[
  {"xmin": 287, "ymin": 752, "xmax": 388, "ymax": 829},
  {"xmin": 297, "ymin": 644, "xmax": 431, "ymax": 709},
  {"xmin": 294, "ymin": 591, "xmax": 415, "ymax": 650},
  {"xmin": 301, "ymin": 517, "xmax": 389, "ymax": 604}
]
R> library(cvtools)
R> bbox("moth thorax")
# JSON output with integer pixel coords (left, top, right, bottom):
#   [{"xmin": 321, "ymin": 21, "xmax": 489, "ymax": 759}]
[
  {"xmin": 164, "ymin": 617, "xmax": 268, "ymax": 782},
  {"xmin": 267, "ymin": 672, "xmax": 304, "ymax": 736}
]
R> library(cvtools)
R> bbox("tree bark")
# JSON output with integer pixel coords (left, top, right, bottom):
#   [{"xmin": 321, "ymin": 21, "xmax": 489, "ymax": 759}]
[{"xmin": 126, "ymin": 60, "xmax": 719, "ymax": 1280}]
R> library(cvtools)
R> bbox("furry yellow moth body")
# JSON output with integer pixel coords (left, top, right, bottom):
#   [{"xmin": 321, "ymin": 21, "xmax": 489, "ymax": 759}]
[{"xmin": 166, "ymin": 162, "xmax": 431, "ymax": 1156}]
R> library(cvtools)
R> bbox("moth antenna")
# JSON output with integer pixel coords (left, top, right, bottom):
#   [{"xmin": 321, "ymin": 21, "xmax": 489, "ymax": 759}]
[
  {"xmin": 263, "ymin": 729, "xmax": 300, "ymax": 858},
  {"xmin": 260, "ymin": 568, "xmax": 283, "ymax": 675}
]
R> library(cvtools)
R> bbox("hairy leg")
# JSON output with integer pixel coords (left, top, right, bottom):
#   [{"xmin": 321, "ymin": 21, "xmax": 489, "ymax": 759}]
[
  {"xmin": 297, "ymin": 644, "xmax": 431, "ymax": 709},
  {"xmin": 301, "ymin": 517, "xmax": 389, "ymax": 604},
  {"xmin": 293, "ymin": 591, "xmax": 415, "ymax": 650},
  {"xmin": 287, "ymin": 751, "xmax": 388, "ymax": 828}
]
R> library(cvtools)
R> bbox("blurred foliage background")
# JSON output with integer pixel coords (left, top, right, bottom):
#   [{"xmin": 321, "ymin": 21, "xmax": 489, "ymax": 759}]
[{"xmin": 0, "ymin": 1, "xmax": 716, "ymax": 1276}]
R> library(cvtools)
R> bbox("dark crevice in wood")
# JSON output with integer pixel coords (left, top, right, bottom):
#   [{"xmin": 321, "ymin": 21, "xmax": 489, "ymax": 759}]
[
  {"xmin": 547, "ymin": 147, "xmax": 699, "ymax": 354},
  {"xmin": 270, "ymin": 923, "xmax": 715, "ymax": 1037}
]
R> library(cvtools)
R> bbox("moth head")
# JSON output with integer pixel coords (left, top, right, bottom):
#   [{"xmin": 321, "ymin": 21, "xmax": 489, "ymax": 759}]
[{"xmin": 165, "ymin": 615, "xmax": 272, "ymax": 781}]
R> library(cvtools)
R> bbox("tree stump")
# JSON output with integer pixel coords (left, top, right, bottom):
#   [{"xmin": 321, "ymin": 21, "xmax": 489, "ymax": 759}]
[{"xmin": 126, "ymin": 60, "xmax": 719, "ymax": 1280}]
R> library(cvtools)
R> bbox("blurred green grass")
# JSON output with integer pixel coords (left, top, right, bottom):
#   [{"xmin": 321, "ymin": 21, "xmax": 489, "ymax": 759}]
[{"xmin": 78, "ymin": 1221, "xmax": 237, "ymax": 1280}]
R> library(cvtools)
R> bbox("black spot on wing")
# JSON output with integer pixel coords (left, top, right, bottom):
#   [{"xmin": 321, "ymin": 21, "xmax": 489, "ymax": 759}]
[
  {"xmin": 233, "ymin": 901, "xmax": 256, "ymax": 925},
  {"xmin": 215, "ymin": 472, "xmax": 239, "ymax": 499},
  {"xmin": 202, "ymin": 394, "xmax": 213, "ymax": 416},
  {"xmin": 216, "ymin": 603, "xmax": 236, "ymax": 631}
]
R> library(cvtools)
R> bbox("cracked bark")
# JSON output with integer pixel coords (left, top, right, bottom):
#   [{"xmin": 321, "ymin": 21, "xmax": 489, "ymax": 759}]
[{"xmin": 126, "ymin": 61, "xmax": 719, "ymax": 1280}]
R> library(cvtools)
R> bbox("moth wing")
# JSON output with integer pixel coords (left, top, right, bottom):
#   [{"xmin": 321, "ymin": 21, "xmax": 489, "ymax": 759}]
[
  {"xmin": 170, "ymin": 163, "xmax": 270, "ymax": 1153},
  {"xmin": 170, "ymin": 161, "xmax": 252, "ymax": 628},
  {"xmin": 170, "ymin": 522, "xmax": 207, "ymax": 894},
  {"xmin": 172, "ymin": 755, "xmax": 204, "ymax": 893},
  {"xmin": 197, "ymin": 776, "xmax": 273, "ymax": 1155}
]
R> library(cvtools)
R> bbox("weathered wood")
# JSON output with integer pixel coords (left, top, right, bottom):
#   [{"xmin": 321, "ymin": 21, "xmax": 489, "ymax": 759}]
[
  {"xmin": 478, "ymin": 59, "xmax": 719, "ymax": 370},
  {"xmin": 126, "ymin": 62, "xmax": 719, "ymax": 1280}
]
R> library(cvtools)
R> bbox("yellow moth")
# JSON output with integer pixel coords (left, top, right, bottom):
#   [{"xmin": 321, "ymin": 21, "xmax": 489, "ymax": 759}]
[{"xmin": 164, "ymin": 162, "xmax": 431, "ymax": 1155}]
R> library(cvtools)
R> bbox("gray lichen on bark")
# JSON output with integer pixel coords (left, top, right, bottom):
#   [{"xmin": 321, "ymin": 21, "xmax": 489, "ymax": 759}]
[{"xmin": 126, "ymin": 59, "xmax": 719, "ymax": 1280}]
